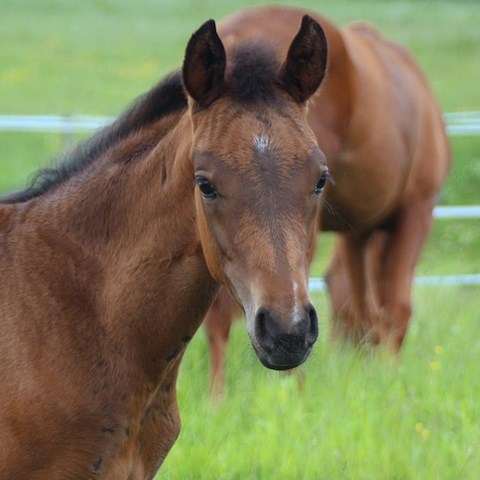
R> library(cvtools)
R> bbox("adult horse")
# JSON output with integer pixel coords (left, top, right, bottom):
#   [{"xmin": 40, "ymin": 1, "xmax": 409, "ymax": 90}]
[
  {"xmin": 0, "ymin": 16, "xmax": 329, "ymax": 479},
  {"xmin": 204, "ymin": 5, "xmax": 451, "ymax": 397}
]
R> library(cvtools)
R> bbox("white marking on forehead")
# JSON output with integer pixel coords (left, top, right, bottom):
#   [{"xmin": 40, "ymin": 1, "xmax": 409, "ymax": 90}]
[{"xmin": 253, "ymin": 134, "xmax": 272, "ymax": 153}]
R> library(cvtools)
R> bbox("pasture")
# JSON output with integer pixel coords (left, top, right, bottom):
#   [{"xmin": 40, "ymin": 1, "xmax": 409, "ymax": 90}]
[{"xmin": 1, "ymin": 0, "xmax": 479, "ymax": 478}]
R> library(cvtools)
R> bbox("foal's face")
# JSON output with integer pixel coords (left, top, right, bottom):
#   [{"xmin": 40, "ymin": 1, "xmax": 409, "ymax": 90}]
[
  {"xmin": 193, "ymin": 102, "xmax": 328, "ymax": 369},
  {"xmin": 183, "ymin": 17, "xmax": 329, "ymax": 369}
]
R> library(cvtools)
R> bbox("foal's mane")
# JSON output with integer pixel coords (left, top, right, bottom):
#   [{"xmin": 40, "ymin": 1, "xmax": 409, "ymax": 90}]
[
  {"xmin": 2, "ymin": 41, "xmax": 286, "ymax": 205},
  {"xmin": 1, "ymin": 70, "xmax": 187, "ymax": 204}
]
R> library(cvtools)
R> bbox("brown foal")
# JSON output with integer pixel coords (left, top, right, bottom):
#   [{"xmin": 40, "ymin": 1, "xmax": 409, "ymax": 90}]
[{"xmin": 0, "ymin": 15, "xmax": 330, "ymax": 479}]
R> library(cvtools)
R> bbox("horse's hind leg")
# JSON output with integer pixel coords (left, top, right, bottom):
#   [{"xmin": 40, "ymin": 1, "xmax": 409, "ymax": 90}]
[
  {"xmin": 204, "ymin": 288, "xmax": 239, "ymax": 399},
  {"xmin": 380, "ymin": 200, "xmax": 434, "ymax": 352}
]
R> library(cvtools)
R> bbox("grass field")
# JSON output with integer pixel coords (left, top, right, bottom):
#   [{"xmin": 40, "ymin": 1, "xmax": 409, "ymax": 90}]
[
  {"xmin": 163, "ymin": 286, "xmax": 480, "ymax": 479},
  {"xmin": 1, "ymin": 0, "xmax": 479, "ymax": 478}
]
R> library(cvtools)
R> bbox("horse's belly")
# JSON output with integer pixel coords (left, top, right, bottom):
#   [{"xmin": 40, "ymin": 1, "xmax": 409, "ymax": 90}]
[{"xmin": 320, "ymin": 160, "xmax": 407, "ymax": 233}]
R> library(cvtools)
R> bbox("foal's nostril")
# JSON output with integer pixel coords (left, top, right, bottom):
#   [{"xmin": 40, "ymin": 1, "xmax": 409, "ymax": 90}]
[
  {"xmin": 254, "ymin": 307, "xmax": 275, "ymax": 353},
  {"xmin": 290, "ymin": 304, "xmax": 318, "ymax": 347},
  {"xmin": 305, "ymin": 304, "xmax": 319, "ymax": 346},
  {"xmin": 255, "ymin": 304, "xmax": 319, "ymax": 352}
]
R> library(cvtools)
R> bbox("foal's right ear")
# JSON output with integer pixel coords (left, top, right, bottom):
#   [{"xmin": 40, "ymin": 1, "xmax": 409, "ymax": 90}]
[{"xmin": 182, "ymin": 20, "xmax": 226, "ymax": 109}]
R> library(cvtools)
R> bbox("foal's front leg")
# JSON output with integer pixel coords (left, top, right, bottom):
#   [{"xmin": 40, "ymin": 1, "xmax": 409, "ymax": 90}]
[{"xmin": 130, "ymin": 370, "xmax": 182, "ymax": 480}]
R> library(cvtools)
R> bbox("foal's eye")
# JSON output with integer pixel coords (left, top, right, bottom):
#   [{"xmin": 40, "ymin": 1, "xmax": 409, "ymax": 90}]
[
  {"xmin": 196, "ymin": 176, "xmax": 218, "ymax": 199},
  {"xmin": 314, "ymin": 172, "xmax": 330, "ymax": 195}
]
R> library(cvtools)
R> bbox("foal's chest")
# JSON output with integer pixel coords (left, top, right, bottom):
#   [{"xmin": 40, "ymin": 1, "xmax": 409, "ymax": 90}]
[{"xmin": 93, "ymin": 379, "xmax": 181, "ymax": 479}]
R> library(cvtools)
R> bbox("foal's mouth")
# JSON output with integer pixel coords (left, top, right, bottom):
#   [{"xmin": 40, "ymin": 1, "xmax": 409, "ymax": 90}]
[{"xmin": 250, "ymin": 337, "xmax": 313, "ymax": 371}]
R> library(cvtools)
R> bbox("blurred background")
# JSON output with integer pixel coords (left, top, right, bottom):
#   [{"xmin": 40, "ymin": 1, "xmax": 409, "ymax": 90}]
[{"xmin": 1, "ymin": 1, "xmax": 479, "ymax": 478}]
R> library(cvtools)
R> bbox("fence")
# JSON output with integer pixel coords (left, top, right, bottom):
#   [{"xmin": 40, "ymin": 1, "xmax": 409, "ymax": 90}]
[
  {"xmin": 1, "ymin": 111, "xmax": 480, "ymax": 135},
  {"xmin": 309, "ymin": 274, "xmax": 480, "ymax": 293},
  {"xmin": 443, "ymin": 111, "xmax": 480, "ymax": 135},
  {"xmin": 1, "ymin": 113, "xmax": 479, "ymax": 290}
]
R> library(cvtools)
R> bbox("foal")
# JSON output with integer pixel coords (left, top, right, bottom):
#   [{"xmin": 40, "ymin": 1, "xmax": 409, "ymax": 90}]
[{"xmin": 0, "ymin": 16, "xmax": 328, "ymax": 479}]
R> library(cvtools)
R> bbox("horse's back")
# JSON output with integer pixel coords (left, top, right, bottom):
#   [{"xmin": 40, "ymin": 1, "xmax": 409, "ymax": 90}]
[
  {"xmin": 345, "ymin": 19, "xmax": 450, "ymax": 167},
  {"xmin": 219, "ymin": 5, "xmax": 450, "ymax": 231},
  {"xmin": 315, "ymin": 19, "xmax": 450, "ymax": 230},
  {"xmin": 339, "ymin": 21, "xmax": 450, "ymax": 205}
]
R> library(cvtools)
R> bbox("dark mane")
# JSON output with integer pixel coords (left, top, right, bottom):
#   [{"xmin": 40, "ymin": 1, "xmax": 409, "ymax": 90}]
[
  {"xmin": 227, "ymin": 42, "xmax": 282, "ymax": 104},
  {"xmin": 2, "ymin": 70, "xmax": 187, "ymax": 204},
  {"xmin": 3, "ymin": 44, "xmax": 284, "ymax": 205}
]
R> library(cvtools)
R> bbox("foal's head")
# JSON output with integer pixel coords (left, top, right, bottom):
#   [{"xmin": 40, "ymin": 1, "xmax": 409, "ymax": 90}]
[{"xmin": 183, "ymin": 16, "xmax": 329, "ymax": 370}]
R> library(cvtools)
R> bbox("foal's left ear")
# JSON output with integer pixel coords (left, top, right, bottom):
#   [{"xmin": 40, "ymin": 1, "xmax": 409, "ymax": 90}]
[
  {"xmin": 279, "ymin": 15, "xmax": 328, "ymax": 104},
  {"xmin": 182, "ymin": 19, "xmax": 226, "ymax": 109}
]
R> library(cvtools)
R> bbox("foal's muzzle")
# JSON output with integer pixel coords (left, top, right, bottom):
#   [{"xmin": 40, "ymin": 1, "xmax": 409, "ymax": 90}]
[{"xmin": 252, "ymin": 304, "xmax": 318, "ymax": 370}]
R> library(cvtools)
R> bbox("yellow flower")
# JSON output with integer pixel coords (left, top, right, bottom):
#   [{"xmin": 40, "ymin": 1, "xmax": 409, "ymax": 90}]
[
  {"xmin": 430, "ymin": 361, "xmax": 440, "ymax": 371},
  {"xmin": 415, "ymin": 423, "xmax": 431, "ymax": 439}
]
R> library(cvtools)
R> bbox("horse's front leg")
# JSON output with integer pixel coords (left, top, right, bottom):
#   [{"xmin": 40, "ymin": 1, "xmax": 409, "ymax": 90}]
[
  {"xmin": 325, "ymin": 240, "xmax": 351, "ymax": 341},
  {"xmin": 364, "ymin": 230, "xmax": 390, "ymax": 345},
  {"xmin": 327, "ymin": 233, "xmax": 375, "ymax": 344},
  {"xmin": 380, "ymin": 200, "xmax": 434, "ymax": 353}
]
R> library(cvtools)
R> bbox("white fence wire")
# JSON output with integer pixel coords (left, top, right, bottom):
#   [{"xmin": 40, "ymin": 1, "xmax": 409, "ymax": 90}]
[
  {"xmin": 309, "ymin": 274, "xmax": 480, "ymax": 293},
  {"xmin": 1, "ymin": 111, "xmax": 480, "ymax": 135},
  {"xmin": 1, "ymin": 113, "xmax": 479, "ymax": 290}
]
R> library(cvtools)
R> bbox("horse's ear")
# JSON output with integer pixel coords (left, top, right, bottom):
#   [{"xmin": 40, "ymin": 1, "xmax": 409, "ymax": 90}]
[
  {"xmin": 279, "ymin": 15, "xmax": 328, "ymax": 104},
  {"xmin": 182, "ymin": 19, "xmax": 226, "ymax": 109}
]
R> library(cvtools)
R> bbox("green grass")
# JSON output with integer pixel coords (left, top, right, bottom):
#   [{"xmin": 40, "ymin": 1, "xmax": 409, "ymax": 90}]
[
  {"xmin": 1, "ymin": 0, "xmax": 480, "ymax": 478},
  {"xmin": 2, "ymin": 0, "xmax": 480, "ymax": 113},
  {"xmin": 161, "ymin": 287, "xmax": 480, "ymax": 479}
]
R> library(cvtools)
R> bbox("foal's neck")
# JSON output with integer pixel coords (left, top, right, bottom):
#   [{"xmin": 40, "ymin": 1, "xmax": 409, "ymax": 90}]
[
  {"xmin": 30, "ymin": 111, "xmax": 218, "ymax": 378},
  {"xmin": 43, "ymin": 113, "xmax": 194, "ymax": 258}
]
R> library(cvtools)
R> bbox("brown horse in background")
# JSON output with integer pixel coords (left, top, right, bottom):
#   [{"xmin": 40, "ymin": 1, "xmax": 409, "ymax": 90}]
[
  {"xmin": 0, "ymin": 16, "xmax": 329, "ymax": 479},
  {"xmin": 204, "ymin": 5, "xmax": 451, "ymax": 398}
]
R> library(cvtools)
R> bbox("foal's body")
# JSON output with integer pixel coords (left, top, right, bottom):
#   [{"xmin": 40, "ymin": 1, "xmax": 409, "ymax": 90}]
[
  {"xmin": 206, "ymin": 6, "xmax": 450, "ymax": 396},
  {"xmin": 0, "ymin": 16, "xmax": 329, "ymax": 478},
  {"xmin": 0, "ymin": 104, "xmax": 213, "ymax": 477}
]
